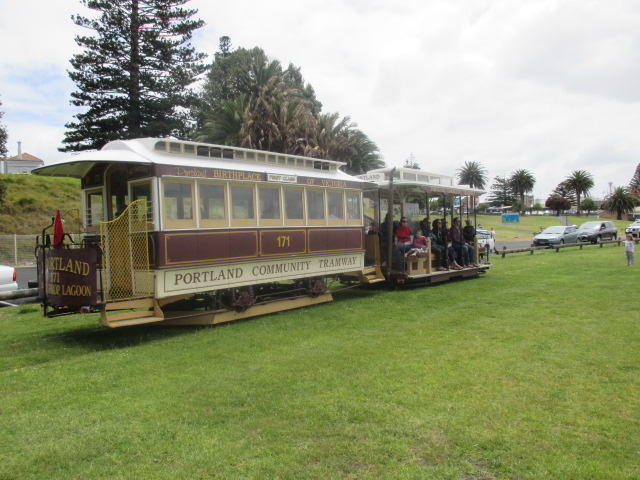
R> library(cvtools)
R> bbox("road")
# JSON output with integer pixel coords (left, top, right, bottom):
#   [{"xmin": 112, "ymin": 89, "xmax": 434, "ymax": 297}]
[{"xmin": 16, "ymin": 265, "xmax": 37, "ymax": 289}]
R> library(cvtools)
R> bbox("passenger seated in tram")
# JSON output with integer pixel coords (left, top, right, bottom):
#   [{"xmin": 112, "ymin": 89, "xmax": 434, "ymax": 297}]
[
  {"xmin": 366, "ymin": 220, "xmax": 380, "ymax": 235},
  {"xmin": 447, "ymin": 217, "xmax": 477, "ymax": 269},
  {"xmin": 406, "ymin": 229, "xmax": 428, "ymax": 257},
  {"xmin": 392, "ymin": 217, "xmax": 413, "ymax": 269},
  {"xmin": 463, "ymin": 218, "xmax": 476, "ymax": 244},
  {"xmin": 428, "ymin": 218, "xmax": 447, "ymax": 271}
]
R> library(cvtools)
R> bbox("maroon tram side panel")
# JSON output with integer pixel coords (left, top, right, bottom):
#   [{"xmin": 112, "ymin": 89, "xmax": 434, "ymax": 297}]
[{"xmin": 154, "ymin": 228, "xmax": 364, "ymax": 268}]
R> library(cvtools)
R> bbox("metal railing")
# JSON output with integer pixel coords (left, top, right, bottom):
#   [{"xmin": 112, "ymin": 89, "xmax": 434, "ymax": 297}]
[{"xmin": 499, "ymin": 238, "xmax": 632, "ymax": 258}]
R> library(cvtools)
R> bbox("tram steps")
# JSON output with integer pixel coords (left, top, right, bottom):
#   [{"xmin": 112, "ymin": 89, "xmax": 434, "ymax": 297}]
[
  {"xmin": 99, "ymin": 308, "xmax": 165, "ymax": 328},
  {"xmin": 344, "ymin": 266, "xmax": 385, "ymax": 284}
]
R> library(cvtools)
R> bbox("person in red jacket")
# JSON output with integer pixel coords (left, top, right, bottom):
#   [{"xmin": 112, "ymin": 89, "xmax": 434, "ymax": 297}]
[{"xmin": 393, "ymin": 217, "xmax": 413, "ymax": 269}]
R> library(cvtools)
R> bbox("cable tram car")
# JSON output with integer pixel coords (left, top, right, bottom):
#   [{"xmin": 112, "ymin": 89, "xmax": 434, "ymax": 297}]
[{"xmin": 33, "ymin": 138, "xmax": 489, "ymax": 328}]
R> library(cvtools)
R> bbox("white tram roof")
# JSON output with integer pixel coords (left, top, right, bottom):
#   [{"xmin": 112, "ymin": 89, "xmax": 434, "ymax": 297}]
[
  {"xmin": 33, "ymin": 138, "xmax": 358, "ymax": 183},
  {"xmin": 359, "ymin": 167, "xmax": 486, "ymax": 196}
]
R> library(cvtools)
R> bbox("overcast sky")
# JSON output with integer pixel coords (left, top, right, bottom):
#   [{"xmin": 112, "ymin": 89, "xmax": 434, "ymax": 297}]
[{"xmin": 1, "ymin": 0, "xmax": 638, "ymax": 201}]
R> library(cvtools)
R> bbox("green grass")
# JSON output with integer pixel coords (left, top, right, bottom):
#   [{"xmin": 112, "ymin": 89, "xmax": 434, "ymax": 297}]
[{"xmin": 1, "ymin": 244, "xmax": 639, "ymax": 479}]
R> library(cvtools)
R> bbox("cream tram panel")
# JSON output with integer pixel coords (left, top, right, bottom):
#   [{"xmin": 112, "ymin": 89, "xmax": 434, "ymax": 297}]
[{"xmin": 156, "ymin": 251, "xmax": 365, "ymax": 298}]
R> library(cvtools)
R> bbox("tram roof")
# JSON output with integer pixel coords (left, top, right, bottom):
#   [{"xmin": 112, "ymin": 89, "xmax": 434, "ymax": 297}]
[
  {"xmin": 359, "ymin": 167, "xmax": 486, "ymax": 196},
  {"xmin": 33, "ymin": 138, "xmax": 358, "ymax": 183}
]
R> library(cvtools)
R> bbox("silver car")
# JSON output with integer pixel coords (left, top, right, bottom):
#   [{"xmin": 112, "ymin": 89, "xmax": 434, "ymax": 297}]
[
  {"xmin": 533, "ymin": 225, "xmax": 579, "ymax": 247},
  {"xmin": 625, "ymin": 220, "xmax": 640, "ymax": 239}
]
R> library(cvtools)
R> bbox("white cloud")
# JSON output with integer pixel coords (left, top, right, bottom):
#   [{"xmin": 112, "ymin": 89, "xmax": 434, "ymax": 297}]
[{"xmin": 0, "ymin": 0, "xmax": 638, "ymax": 201}]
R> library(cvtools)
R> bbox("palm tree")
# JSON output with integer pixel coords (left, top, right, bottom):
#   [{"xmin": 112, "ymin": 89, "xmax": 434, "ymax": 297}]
[
  {"xmin": 456, "ymin": 161, "xmax": 488, "ymax": 189},
  {"xmin": 509, "ymin": 169, "xmax": 536, "ymax": 214},
  {"xmin": 565, "ymin": 170, "xmax": 594, "ymax": 216},
  {"xmin": 601, "ymin": 187, "xmax": 635, "ymax": 220}
]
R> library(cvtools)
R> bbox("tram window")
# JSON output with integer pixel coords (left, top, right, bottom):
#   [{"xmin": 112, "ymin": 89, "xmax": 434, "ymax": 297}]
[
  {"xmin": 131, "ymin": 182, "xmax": 152, "ymax": 221},
  {"xmin": 169, "ymin": 142, "xmax": 181, "ymax": 153},
  {"xmin": 184, "ymin": 144, "xmax": 195, "ymax": 155},
  {"xmin": 209, "ymin": 147, "xmax": 222, "ymax": 158},
  {"xmin": 284, "ymin": 188, "xmax": 303, "ymax": 221},
  {"xmin": 110, "ymin": 168, "xmax": 129, "ymax": 218},
  {"xmin": 259, "ymin": 187, "xmax": 281, "ymax": 220},
  {"xmin": 307, "ymin": 190, "xmax": 325, "ymax": 220},
  {"xmin": 164, "ymin": 182, "xmax": 193, "ymax": 220},
  {"xmin": 199, "ymin": 184, "xmax": 225, "ymax": 220},
  {"xmin": 197, "ymin": 146, "xmax": 209, "ymax": 157},
  {"xmin": 86, "ymin": 190, "xmax": 104, "ymax": 227},
  {"xmin": 257, "ymin": 153, "xmax": 266, "ymax": 162},
  {"xmin": 231, "ymin": 185, "xmax": 254, "ymax": 219},
  {"xmin": 346, "ymin": 193, "xmax": 361, "ymax": 221},
  {"xmin": 154, "ymin": 141, "xmax": 167, "ymax": 151},
  {"xmin": 327, "ymin": 191, "xmax": 344, "ymax": 220},
  {"xmin": 222, "ymin": 149, "xmax": 233, "ymax": 159}
]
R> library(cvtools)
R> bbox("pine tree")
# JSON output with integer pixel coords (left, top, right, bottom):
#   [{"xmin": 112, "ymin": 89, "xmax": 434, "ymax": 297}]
[
  {"xmin": 61, "ymin": 0, "xmax": 207, "ymax": 152},
  {"xmin": 486, "ymin": 176, "xmax": 515, "ymax": 208}
]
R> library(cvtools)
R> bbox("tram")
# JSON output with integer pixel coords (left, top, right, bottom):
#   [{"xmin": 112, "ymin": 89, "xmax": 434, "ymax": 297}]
[{"xmin": 33, "ymin": 138, "xmax": 489, "ymax": 328}]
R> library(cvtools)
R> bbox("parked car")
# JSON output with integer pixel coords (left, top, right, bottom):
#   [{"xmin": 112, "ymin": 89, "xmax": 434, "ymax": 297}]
[
  {"xmin": 577, "ymin": 221, "xmax": 618, "ymax": 243},
  {"xmin": 476, "ymin": 229, "xmax": 496, "ymax": 253},
  {"xmin": 533, "ymin": 225, "xmax": 579, "ymax": 247},
  {"xmin": 0, "ymin": 265, "xmax": 18, "ymax": 292},
  {"xmin": 625, "ymin": 220, "xmax": 640, "ymax": 238}
]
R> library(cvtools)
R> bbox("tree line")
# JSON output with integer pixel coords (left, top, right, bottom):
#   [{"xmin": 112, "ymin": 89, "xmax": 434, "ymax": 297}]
[
  {"xmin": 456, "ymin": 161, "xmax": 639, "ymax": 219},
  {"xmin": 56, "ymin": 0, "xmax": 383, "ymax": 175}
]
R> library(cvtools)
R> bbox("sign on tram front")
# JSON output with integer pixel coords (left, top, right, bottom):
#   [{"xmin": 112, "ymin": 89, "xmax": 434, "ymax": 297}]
[{"xmin": 43, "ymin": 249, "xmax": 98, "ymax": 306}]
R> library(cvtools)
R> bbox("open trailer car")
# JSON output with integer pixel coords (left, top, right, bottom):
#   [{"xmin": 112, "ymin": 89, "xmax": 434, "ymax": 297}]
[{"xmin": 353, "ymin": 166, "xmax": 490, "ymax": 286}]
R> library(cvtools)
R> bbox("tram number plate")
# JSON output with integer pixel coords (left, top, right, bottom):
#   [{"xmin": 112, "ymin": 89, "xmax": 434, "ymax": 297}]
[
  {"xmin": 260, "ymin": 230, "xmax": 306, "ymax": 255},
  {"xmin": 276, "ymin": 235, "xmax": 291, "ymax": 248}
]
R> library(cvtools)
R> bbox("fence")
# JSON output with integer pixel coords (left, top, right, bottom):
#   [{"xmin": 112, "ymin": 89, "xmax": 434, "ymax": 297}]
[
  {"xmin": 0, "ymin": 235, "xmax": 40, "ymax": 266},
  {"xmin": 499, "ymin": 239, "xmax": 631, "ymax": 258},
  {"xmin": 0, "ymin": 234, "xmax": 86, "ymax": 266}
]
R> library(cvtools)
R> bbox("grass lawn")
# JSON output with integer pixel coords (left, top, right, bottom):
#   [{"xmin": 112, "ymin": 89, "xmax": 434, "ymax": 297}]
[{"xmin": 1, "ymin": 244, "xmax": 639, "ymax": 479}]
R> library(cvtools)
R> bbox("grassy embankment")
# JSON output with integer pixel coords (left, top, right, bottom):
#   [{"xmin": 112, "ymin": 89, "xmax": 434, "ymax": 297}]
[
  {"xmin": 0, "ymin": 174, "xmax": 81, "ymax": 234},
  {"xmin": 1, "ymin": 244, "xmax": 638, "ymax": 479}
]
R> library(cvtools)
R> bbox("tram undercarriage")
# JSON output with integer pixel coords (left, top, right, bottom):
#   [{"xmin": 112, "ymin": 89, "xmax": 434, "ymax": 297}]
[{"xmin": 98, "ymin": 277, "xmax": 336, "ymax": 328}]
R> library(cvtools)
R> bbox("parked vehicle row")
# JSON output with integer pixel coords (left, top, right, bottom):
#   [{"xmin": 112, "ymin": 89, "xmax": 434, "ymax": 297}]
[{"xmin": 533, "ymin": 221, "xmax": 618, "ymax": 247}]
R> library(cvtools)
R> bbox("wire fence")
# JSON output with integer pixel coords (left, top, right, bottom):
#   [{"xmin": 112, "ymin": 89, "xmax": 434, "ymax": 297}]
[
  {"xmin": 0, "ymin": 234, "xmax": 85, "ymax": 266},
  {"xmin": 0, "ymin": 235, "xmax": 40, "ymax": 266}
]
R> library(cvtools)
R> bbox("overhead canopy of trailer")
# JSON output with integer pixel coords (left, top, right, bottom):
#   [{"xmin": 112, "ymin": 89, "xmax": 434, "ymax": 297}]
[{"xmin": 358, "ymin": 167, "xmax": 486, "ymax": 197}]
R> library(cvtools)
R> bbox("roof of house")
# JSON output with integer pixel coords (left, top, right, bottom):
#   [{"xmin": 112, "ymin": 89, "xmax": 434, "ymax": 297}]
[{"xmin": 4, "ymin": 152, "xmax": 44, "ymax": 162}]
